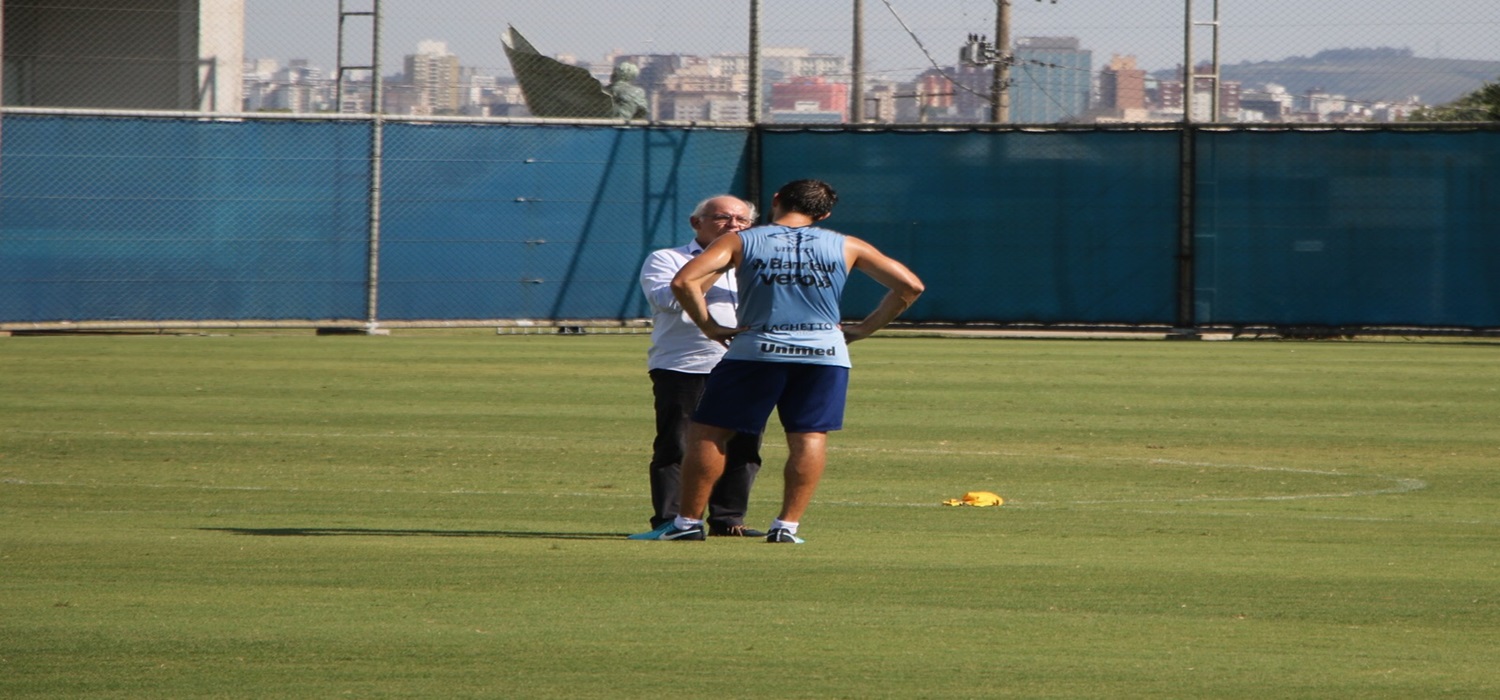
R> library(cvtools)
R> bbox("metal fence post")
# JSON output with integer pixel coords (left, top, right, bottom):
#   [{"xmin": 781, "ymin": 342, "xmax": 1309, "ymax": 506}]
[{"xmin": 1176, "ymin": 124, "xmax": 1197, "ymax": 334}]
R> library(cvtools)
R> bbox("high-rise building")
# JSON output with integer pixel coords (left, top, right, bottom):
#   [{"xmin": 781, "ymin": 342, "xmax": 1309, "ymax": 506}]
[
  {"xmin": 1240, "ymin": 83, "xmax": 1294, "ymax": 121},
  {"xmin": 769, "ymin": 76, "xmax": 848, "ymax": 123},
  {"xmin": 914, "ymin": 69, "xmax": 956, "ymax": 114},
  {"xmin": 401, "ymin": 40, "xmax": 461, "ymax": 115},
  {"xmin": 1098, "ymin": 54, "xmax": 1147, "ymax": 113},
  {"xmin": 659, "ymin": 59, "xmax": 749, "ymax": 122},
  {"xmin": 243, "ymin": 58, "xmax": 333, "ymax": 112},
  {"xmin": 955, "ymin": 64, "xmax": 995, "ymax": 121},
  {"xmin": 1154, "ymin": 64, "xmax": 1241, "ymax": 121},
  {"xmin": 1011, "ymin": 37, "xmax": 1092, "ymax": 123},
  {"xmin": 907, "ymin": 65, "xmax": 989, "ymax": 123},
  {"xmin": 760, "ymin": 48, "xmax": 847, "ymax": 80},
  {"xmin": 861, "ymin": 80, "xmax": 902, "ymax": 123}
]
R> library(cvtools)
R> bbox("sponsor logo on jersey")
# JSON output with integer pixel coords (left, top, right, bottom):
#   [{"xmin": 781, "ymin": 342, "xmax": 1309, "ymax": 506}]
[
  {"xmin": 749, "ymin": 258, "xmax": 835, "ymax": 288},
  {"xmin": 758, "ymin": 342, "xmax": 839, "ymax": 357}
]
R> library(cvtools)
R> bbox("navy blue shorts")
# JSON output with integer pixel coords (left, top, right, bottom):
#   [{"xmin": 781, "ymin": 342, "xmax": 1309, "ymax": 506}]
[{"xmin": 692, "ymin": 360, "xmax": 849, "ymax": 434}]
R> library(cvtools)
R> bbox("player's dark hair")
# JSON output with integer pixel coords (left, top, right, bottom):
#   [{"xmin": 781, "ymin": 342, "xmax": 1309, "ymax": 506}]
[{"xmin": 775, "ymin": 179, "xmax": 838, "ymax": 220}]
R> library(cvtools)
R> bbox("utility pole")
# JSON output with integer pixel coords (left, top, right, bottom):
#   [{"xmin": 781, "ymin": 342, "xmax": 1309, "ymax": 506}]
[
  {"xmin": 991, "ymin": 0, "xmax": 1010, "ymax": 123},
  {"xmin": 969, "ymin": 1, "xmax": 1062, "ymax": 122}
]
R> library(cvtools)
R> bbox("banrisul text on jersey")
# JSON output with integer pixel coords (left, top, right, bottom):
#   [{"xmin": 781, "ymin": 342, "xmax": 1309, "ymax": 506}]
[{"xmin": 725, "ymin": 226, "xmax": 853, "ymax": 368}]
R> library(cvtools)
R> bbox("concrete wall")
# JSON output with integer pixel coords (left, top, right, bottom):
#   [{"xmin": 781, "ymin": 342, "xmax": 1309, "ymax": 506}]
[{"xmin": 3, "ymin": 0, "xmax": 243, "ymax": 111}]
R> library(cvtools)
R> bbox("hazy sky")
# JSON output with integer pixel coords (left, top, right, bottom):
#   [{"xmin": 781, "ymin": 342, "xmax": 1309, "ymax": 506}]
[{"xmin": 245, "ymin": 1, "xmax": 1500, "ymax": 77}]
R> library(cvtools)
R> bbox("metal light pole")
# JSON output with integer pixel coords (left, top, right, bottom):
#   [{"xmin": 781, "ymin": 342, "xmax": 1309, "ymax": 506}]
[
  {"xmin": 1183, "ymin": 0, "xmax": 1222, "ymax": 123},
  {"xmin": 749, "ymin": 0, "xmax": 762, "ymax": 124},
  {"xmin": 1183, "ymin": 0, "xmax": 1193, "ymax": 122},
  {"xmin": 1208, "ymin": 0, "xmax": 1222, "ymax": 121},
  {"xmin": 365, "ymin": 0, "xmax": 384, "ymax": 334},
  {"xmin": 336, "ymin": 0, "xmax": 379, "ymax": 112},
  {"xmin": 1178, "ymin": 0, "xmax": 1221, "ymax": 334},
  {"xmin": 748, "ymin": 0, "xmax": 762, "ymax": 206},
  {"xmin": 852, "ymin": 0, "xmax": 865, "ymax": 122}
]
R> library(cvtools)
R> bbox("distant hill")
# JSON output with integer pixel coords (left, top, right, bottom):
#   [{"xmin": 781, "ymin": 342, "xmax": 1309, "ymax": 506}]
[{"xmin": 1155, "ymin": 47, "xmax": 1500, "ymax": 107}]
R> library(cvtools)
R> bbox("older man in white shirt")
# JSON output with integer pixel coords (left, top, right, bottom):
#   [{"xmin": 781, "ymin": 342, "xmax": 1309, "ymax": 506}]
[{"xmin": 636, "ymin": 195, "xmax": 764, "ymax": 538}]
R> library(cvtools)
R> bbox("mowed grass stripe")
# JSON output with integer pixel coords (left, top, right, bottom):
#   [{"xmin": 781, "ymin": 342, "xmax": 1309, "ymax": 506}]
[{"xmin": 2, "ymin": 332, "xmax": 1497, "ymax": 698}]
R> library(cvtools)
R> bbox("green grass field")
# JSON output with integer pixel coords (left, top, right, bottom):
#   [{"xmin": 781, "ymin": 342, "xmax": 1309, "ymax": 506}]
[{"xmin": 2, "ymin": 331, "xmax": 1497, "ymax": 698}]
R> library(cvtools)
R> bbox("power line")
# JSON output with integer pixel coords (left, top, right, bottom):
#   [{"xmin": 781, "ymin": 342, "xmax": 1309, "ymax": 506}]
[
  {"xmin": 1016, "ymin": 61, "xmax": 1079, "ymax": 121},
  {"xmin": 878, "ymin": 0, "xmax": 991, "ymax": 100}
]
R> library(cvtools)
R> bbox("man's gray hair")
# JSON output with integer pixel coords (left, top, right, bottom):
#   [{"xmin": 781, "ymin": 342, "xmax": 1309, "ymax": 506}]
[{"xmin": 691, "ymin": 195, "xmax": 757, "ymax": 222}]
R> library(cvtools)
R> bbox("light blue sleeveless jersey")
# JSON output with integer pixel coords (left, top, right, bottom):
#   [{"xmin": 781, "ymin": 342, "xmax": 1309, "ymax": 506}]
[{"xmin": 724, "ymin": 225, "xmax": 851, "ymax": 368}]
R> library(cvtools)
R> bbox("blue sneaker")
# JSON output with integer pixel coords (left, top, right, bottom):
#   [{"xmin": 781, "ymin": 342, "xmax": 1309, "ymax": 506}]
[
  {"xmin": 627, "ymin": 522, "xmax": 705, "ymax": 541},
  {"xmin": 765, "ymin": 528, "xmax": 805, "ymax": 544}
]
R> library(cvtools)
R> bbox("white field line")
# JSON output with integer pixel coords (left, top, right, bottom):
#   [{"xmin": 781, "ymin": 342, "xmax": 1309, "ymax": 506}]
[
  {"xmin": 3, "ymin": 428, "xmax": 564, "ymax": 441},
  {"xmin": 3, "ymin": 428, "xmax": 1430, "ymax": 512},
  {"xmin": 827, "ymin": 445, "xmax": 1430, "ymax": 505}
]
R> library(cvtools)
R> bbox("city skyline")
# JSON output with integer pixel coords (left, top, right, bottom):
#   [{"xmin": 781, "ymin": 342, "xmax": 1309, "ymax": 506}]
[
  {"xmin": 243, "ymin": 35, "xmax": 1431, "ymax": 124},
  {"xmin": 245, "ymin": 0, "xmax": 1500, "ymax": 82}
]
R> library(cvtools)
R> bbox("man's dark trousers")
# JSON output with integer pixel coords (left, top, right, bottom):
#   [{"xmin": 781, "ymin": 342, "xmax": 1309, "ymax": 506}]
[{"xmin": 649, "ymin": 369, "xmax": 762, "ymax": 529}]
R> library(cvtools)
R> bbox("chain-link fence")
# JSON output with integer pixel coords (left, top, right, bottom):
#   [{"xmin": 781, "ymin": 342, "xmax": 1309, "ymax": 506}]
[
  {"xmin": 6, "ymin": 112, "xmax": 1498, "ymax": 332},
  {"xmin": 0, "ymin": 114, "xmax": 375, "ymax": 326},
  {"xmin": 7, "ymin": 1, "xmax": 1498, "ymax": 124},
  {"xmin": 0, "ymin": 113, "xmax": 749, "ymax": 329},
  {"xmin": 3, "ymin": 2, "xmax": 1500, "ymax": 334}
]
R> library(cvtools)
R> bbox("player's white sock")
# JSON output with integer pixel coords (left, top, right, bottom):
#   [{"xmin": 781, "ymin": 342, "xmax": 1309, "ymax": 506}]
[
  {"xmin": 770, "ymin": 519, "xmax": 798, "ymax": 534},
  {"xmin": 673, "ymin": 516, "xmax": 703, "ymax": 530}
]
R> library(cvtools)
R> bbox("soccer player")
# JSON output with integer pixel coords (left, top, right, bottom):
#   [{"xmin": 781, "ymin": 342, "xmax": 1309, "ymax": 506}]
[{"xmin": 631, "ymin": 179, "xmax": 925, "ymax": 543}]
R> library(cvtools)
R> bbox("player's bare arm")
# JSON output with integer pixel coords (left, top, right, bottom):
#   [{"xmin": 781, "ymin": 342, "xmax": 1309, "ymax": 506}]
[
  {"xmin": 842, "ymin": 236, "xmax": 925, "ymax": 343},
  {"xmin": 670, "ymin": 232, "xmax": 746, "ymax": 345}
]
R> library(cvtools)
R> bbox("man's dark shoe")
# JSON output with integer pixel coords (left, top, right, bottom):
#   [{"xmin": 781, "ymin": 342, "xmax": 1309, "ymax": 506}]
[{"xmin": 709, "ymin": 524, "xmax": 767, "ymax": 537}]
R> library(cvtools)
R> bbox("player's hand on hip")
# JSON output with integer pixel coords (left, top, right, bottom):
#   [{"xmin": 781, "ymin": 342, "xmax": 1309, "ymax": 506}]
[{"xmin": 704, "ymin": 323, "xmax": 746, "ymax": 347}]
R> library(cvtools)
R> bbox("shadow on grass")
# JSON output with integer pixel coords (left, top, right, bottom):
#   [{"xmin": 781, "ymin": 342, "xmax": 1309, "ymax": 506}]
[{"xmin": 201, "ymin": 527, "xmax": 625, "ymax": 541}]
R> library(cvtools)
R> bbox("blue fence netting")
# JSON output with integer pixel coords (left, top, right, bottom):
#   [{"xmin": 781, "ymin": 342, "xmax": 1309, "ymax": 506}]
[
  {"xmin": 377, "ymin": 123, "xmax": 749, "ymax": 321},
  {"xmin": 758, "ymin": 128, "xmax": 1183, "ymax": 325},
  {"xmin": 1, "ymin": 114, "xmax": 1497, "ymax": 331},
  {"xmin": 1193, "ymin": 129, "xmax": 1500, "ymax": 328},
  {"xmin": 0, "ymin": 115, "xmax": 372, "ymax": 322}
]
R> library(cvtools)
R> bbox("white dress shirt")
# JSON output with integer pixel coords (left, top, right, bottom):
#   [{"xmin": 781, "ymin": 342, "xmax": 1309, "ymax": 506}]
[{"xmin": 640, "ymin": 240, "xmax": 739, "ymax": 373}]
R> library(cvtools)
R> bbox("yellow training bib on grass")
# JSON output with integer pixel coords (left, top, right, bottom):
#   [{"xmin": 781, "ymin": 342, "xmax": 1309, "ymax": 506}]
[{"xmin": 942, "ymin": 491, "xmax": 1004, "ymax": 507}]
